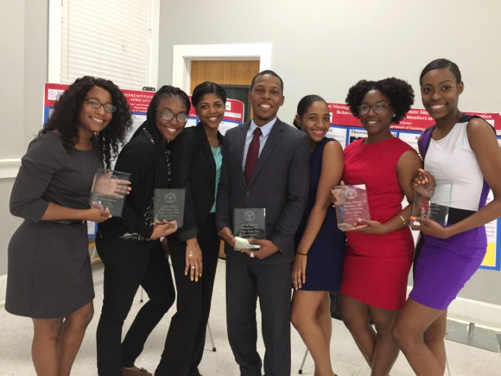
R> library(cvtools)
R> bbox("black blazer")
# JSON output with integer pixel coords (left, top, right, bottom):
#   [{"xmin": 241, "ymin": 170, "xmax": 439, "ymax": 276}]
[{"xmin": 171, "ymin": 123, "xmax": 223, "ymax": 241}]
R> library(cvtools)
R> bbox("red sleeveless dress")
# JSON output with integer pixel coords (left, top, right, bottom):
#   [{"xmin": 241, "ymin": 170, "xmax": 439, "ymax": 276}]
[{"xmin": 341, "ymin": 137, "xmax": 414, "ymax": 310}]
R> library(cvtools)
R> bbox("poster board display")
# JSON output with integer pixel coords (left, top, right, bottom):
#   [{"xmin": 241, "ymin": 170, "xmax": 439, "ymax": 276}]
[
  {"xmin": 44, "ymin": 83, "xmax": 155, "ymax": 245},
  {"xmin": 44, "ymin": 83, "xmax": 244, "ymax": 138},
  {"xmin": 186, "ymin": 97, "xmax": 244, "ymax": 134},
  {"xmin": 327, "ymin": 102, "xmax": 501, "ymax": 271},
  {"xmin": 44, "ymin": 83, "xmax": 155, "ymax": 143},
  {"xmin": 43, "ymin": 83, "xmax": 244, "ymax": 261}
]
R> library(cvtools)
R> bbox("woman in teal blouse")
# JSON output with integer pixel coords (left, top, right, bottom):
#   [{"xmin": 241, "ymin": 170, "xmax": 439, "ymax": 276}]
[{"xmin": 155, "ymin": 81, "xmax": 226, "ymax": 376}]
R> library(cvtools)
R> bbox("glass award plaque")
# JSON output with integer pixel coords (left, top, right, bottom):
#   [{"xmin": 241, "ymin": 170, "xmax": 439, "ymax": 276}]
[
  {"xmin": 233, "ymin": 208, "xmax": 266, "ymax": 250},
  {"xmin": 334, "ymin": 184, "xmax": 370, "ymax": 230},
  {"xmin": 153, "ymin": 188, "xmax": 185, "ymax": 227},
  {"xmin": 234, "ymin": 208, "xmax": 266, "ymax": 239},
  {"xmin": 411, "ymin": 182, "xmax": 452, "ymax": 226},
  {"xmin": 89, "ymin": 169, "xmax": 131, "ymax": 217}
]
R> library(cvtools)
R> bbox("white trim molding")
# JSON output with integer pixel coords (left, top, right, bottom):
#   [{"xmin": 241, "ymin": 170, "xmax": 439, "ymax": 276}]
[
  {"xmin": 407, "ymin": 286, "xmax": 501, "ymax": 331},
  {"xmin": 147, "ymin": 0, "xmax": 160, "ymax": 87},
  {"xmin": 172, "ymin": 43, "xmax": 273, "ymax": 93},
  {"xmin": 447, "ymin": 295, "xmax": 501, "ymax": 331},
  {"xmin": 0, "ymin": 159, "xmax": 21, "ymax": 180},
  {"xmin": 48, "ymin": 0, "xmax": 62, "ymax": 83},
  {"xmin": 48, "ymin": 0, "xmax": 159, "ymax": 88},
  {"xmin": 0, "ymin": 274, "xmax": 6, "ymax": 307}
]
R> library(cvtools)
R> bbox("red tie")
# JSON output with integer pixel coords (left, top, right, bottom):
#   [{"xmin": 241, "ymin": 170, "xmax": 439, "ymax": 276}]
[{"xmin": 244, "ymin": 127, "xmax": 262, "ymax": 183}]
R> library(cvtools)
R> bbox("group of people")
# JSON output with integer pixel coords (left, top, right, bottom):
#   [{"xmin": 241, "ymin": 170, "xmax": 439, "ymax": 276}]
[{"xmin": 5, "ymin": 58, "xmax": 501, "ymax": 376}]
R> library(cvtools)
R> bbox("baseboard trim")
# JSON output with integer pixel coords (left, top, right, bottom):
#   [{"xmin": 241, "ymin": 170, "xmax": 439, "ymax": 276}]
[
  {"xmin": 1, "ymin": 277, "xmax": 499, "ymax": 330},
  {"xmin": 447, "ymin": 296, "xmax": 501, "ymax": 331},
  {"xmin": 407, "ymin": 286, "xmax": 501, "ymax": 331}
]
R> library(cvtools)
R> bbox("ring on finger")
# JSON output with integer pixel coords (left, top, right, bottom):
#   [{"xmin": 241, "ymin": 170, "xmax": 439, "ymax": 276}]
[
  {"xmin": 250, "ymin": 251, "xmax": 255, "ymax": 258},
  {"xmin": 191, "ymin": 265, "xmax": 195, "ymax": 270}
]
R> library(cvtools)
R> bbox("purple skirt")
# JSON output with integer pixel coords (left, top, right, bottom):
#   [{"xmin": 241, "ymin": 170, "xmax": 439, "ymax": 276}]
[{"xmin": 409, "ymin": 225, "xmax": 486, "ymax": 310}]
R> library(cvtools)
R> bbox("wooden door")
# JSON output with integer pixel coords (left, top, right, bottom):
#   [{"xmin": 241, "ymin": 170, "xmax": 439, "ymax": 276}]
[
  {"xmin": 190, "ymin": 60, "xmax": 260, "ymax": 124},
  {"xmin": 190, "ymin": 60, "xmax": 260, "ymax": 93}
]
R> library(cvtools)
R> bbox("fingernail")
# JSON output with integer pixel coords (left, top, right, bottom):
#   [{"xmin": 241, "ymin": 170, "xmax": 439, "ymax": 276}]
[
  {"xmin": 195, "ymin": 278, "xmax": 198, "ymax": 282},
  {"xmin": 419, "ymin": 168, "xmax": 425, "ymax": 173},
  {"xmin": 410, "ymin": 216, "xmax": 417, "ymax": 221},
  {"xmin": 185, "ymin": 272, "xmax": 187, "ymax": 276},
  {"xmin": 424, "ymin": 178, "xmax": 428, "ymax": 183},
  {"xmin": 191, "ymin": 277, "xmax": 193, "ymax": 281}
]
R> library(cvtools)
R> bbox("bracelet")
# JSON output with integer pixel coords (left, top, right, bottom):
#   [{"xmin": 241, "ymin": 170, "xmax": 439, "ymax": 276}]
[
  {"xmin": 398, "ymin": 214, "xmax": 407, "ymax": 226},
  {"xmin": 187, "ymin": 244, "xmax": 200, "ymax": 257},
  {"xmin": 296, "ymin": 251, "xmax": 308, "ymax": 256}
]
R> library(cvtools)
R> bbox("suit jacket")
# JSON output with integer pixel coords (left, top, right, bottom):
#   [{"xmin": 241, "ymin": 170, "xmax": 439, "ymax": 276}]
[
  {"xmin": 216, "ymin": 118, "xmax": 309, "ymax": 264},
  {"xmin": 171, "ymin": 124, "xmax": 223, "ymax": 241}
]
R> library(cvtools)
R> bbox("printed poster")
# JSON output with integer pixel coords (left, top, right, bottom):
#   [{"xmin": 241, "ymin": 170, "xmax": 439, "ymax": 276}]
[{"xmin": 327, "ymin": 102, "xmax": 501, "ymax": 270}]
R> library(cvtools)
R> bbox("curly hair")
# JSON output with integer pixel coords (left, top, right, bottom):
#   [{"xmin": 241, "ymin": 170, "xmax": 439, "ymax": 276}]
[
  {"xmin": 345, "ymin": 78, "xmax": 414, "ymax": 124},
  {"xmin": 41, "ymin": 76, "xmax": 132, "ymax": 168}
]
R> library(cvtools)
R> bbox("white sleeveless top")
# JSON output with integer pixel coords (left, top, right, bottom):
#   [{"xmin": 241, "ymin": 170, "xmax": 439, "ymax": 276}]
[{"xmin": 424, "ymin": 119, "xmax": 484, "ymax": 211}]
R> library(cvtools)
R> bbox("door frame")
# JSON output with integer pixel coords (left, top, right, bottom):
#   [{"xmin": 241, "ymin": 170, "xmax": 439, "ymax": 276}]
[{"xmin": 172, "ymin": 43, "xmax": 272, "ymax": 92}]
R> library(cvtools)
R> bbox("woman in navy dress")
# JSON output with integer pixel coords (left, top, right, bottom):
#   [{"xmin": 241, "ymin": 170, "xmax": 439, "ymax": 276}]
[{"xmin": 291, "ymin": 95, "xmax": 345, "ymax": 376}]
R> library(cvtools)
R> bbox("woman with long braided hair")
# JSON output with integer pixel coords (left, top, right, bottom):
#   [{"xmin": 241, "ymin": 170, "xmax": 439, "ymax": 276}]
[{"xmin": 95, "ymin": 85, "xmax": 190, "ymax": 376}]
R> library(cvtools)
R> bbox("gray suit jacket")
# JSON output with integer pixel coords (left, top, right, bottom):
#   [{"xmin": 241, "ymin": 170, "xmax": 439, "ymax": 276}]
[{"xmin": 216, "ymin": 118, "xmax": 309, "ymax": 264}]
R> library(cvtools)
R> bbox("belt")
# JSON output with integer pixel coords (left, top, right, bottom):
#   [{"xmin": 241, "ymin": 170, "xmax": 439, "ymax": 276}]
[
  {"xmin": 51, "ymin": 220, "xmax": 86, "ymax": 225},
  {"xmin": 432, "ymin": 205, "xmax": 475, "ymax": 225}
]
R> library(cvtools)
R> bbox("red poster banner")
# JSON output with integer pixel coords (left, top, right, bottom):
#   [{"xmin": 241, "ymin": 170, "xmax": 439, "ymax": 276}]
[
  {"xmin": 122, "ymin": 90, "xmax": 155, "ymax": 113},
  {"xmin": 188, "ymin": 98, "xmax": 244, "ymax": 123},
  {"xmin": 45, "ymin": 83, "xmax": 244, "ymax": 123},
  {"xmin": 44, "ymin": 83, "xmax": 155, "ymax": 114},
  {"xmin": 328, "ymin": 102, "xmax": 501, "ymax": 132}
]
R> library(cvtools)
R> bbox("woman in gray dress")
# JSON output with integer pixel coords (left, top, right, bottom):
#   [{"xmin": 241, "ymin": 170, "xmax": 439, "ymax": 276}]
[{"xmin": 6, "ymin": 76, "xmax": 132, "ymax": 376}]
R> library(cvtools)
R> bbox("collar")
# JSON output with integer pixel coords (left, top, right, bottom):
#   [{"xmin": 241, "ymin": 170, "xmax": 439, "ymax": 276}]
[{"xmin": 249, "ymin": 117, "xmax": 277, "ymax": 138}]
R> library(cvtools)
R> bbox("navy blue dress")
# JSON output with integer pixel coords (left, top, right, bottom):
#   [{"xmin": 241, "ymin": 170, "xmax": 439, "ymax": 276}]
[{"xmin": 295, "ymin": 137, "xmax": 346, "ymax": 291}]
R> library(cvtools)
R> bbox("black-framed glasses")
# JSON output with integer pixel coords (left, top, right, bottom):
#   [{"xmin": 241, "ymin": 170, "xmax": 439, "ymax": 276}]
[
  {"xmin": 357, "ymin": 102, "xmax": 390, "ymax": 115},
  {"xmin": 158, "ymin": 109, "xmax": 188, "ymax": 123},
  {"xmin": 84, "ymin": 98, "xmax": 117, "ymax": 113}
]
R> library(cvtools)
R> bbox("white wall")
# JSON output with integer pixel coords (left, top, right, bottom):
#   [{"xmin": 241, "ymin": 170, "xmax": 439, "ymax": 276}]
[
  {"xmin": 158, "ymin": 0, "xmax": 501, "ymax": 119},
  {"xmin": 158, "ymin": 0, "xmax": 501, "ymax": 326},
  {"xmin": 0, "ymin": 0, "xmax": 48, "ymax": 280}
]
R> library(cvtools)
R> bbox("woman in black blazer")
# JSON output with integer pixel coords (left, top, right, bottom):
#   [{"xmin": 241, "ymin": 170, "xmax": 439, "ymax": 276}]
[{"xmin": 155, "ymin": 82, "xmax": 226, "ymax": 376}]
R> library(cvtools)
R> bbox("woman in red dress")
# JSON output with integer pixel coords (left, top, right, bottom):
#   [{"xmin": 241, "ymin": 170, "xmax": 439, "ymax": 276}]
[{"xmin": 338, "ymin": 78, "xmax": 421, "ymax": 375}]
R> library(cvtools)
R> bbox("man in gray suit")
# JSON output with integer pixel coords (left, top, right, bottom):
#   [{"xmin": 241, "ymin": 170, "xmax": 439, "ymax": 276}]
[{"xmin": 216, "ymin": 70, "xmax": 309, "ymax": 376}]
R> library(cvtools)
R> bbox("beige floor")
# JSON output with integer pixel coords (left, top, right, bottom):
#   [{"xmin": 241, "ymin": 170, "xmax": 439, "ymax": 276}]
[{"xmin": 1, "ymin": 260, "xmax": 500, "ymax": 375}]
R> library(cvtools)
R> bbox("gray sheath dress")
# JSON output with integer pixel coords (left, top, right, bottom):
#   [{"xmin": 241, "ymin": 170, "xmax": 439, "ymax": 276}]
[{"xmin": 6, "ymin": 131, "xmax": 101, "ymax": 318}]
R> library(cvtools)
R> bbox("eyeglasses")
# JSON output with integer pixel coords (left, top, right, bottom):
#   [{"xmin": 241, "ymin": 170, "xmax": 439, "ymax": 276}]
[
  {"xmin": 84, "ymin": 98, "xmax": 117, "ymax": 113},
  {"xmin": 357, "ymin": 102, "xmax": 390, "ymax": 115},
  {"xmin": 158, "ymin": 110, "xmax": 188, "ymax": 123}
]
